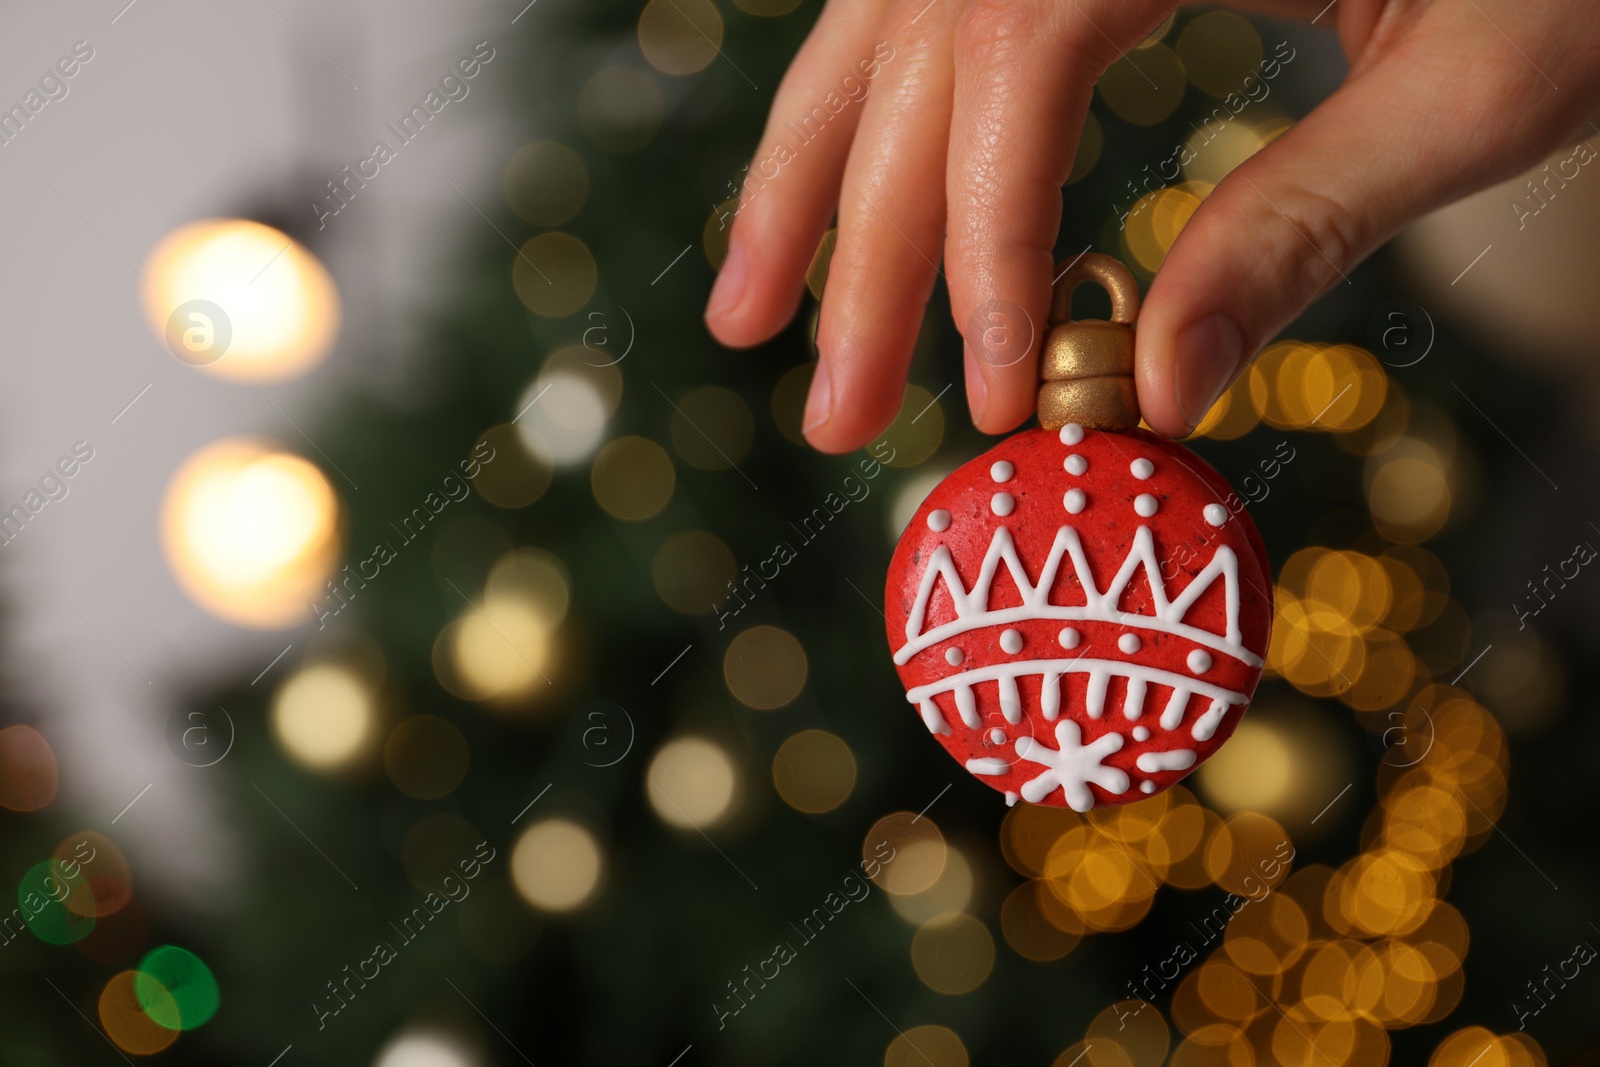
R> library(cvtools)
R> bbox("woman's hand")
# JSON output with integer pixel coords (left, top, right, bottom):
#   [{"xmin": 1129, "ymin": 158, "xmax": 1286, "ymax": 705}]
[{"xmin": 703, "ymin": 0, "xmax": 1600, "ymax": 448}]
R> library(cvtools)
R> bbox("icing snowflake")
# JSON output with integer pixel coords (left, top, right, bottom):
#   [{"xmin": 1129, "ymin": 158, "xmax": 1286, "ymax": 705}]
[{"xmin": 1014, "ymin": 720, "xmax": 1130, "ymax": 811}]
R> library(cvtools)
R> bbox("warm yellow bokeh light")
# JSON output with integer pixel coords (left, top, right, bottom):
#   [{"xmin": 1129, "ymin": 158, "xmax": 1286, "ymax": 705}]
[
  {"xmin": 591, "ymin": 436, "xmax": 675, "ymax": 521},
  {"xmin": 511, "ymin": 818, "xmax": 603, "ymax": 913},
  {"xmin": 638, "ymin": 0, "xmax": 723, "ymax": 75},
  {"xmin": 647, "ymin": 736, "xmax": 741, "ymax": 830},
  {"xmin": 772, "ymin": 729, "xmax": 857, "ymax": 813},
  {"xmin": 579, "ymin": 66, "xmax": 665, "ymax": 153},
  {"xmin": 503, "ymin": 141, "xmax": 588, "ymax": 227},
  {"xmin": 723, "ymin": 625, "xmax": 808, "ymax": 709},
  {"xmin": 513, "ymin": 232, "xmax": 597, "ymax": 317},
  {"xmin": 911, "ymin": 913, "xmax": 995, "ymax": 994},
  {"xmin": 98, "ymin": 971, "xmax": 179, "ymax": 1055},
  {"xmin": 141, "ymin": 219, "xmax": 339, "ymax": 382},
  {"xmin": 886, "ymin": 1025, "xmax": 969, "ymax": 1067},
  {"xmin": 889, "ymin": 845, "xmax": 974, "ymax": 924},
  {"xmin": 442, "ymin": 594, "xmax": 551, "ymax": 702},
  {"xmin": 271, "ymin": 663, "xmax": 374, "ymax": 771},
  {"xmin": 162, "ymin": 437, "xmax": 340, "ymax": 628}
]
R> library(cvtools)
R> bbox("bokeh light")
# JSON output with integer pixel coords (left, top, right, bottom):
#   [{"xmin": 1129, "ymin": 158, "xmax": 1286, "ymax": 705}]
[
  {"xmin": 1195, "ymin": 705, "xmax": 1353, "ymax": 833},
  {"xmin": 865, "ymin": 813, "xmax": 947, "ymax": 896},
  {"xmin": 271, "ymin": 662, "xmax": 375, "ymax": 772},
  {"xmin": 55, "ymin": 831, "xmax": 132, "ymax": 918},
  {"xmin": 1176, "ymin": 12, "xmax": 1262, "ymax": 97},
  {"xmin": 512, "ymin": 232, "xmax": 597, "ymax": 317},
  {"xmin": 511, "ymin": 818, "xmax": 604, "ymax": 913},
  {"xmin": 647, "ymin": 736, "xmax": 741, "ymax": 830},
  {"xmin": 1124, "ymin": 183, "xmax": 1206, "ymax": 273},
  {"xmin": 1097, "ymin": 44, "xmax": 1185, "ymax": 126},
  {"xmin": 876, "ymin": 384, "xmax": 945, "ymax": 468},
  {"xmin": 591, "ymin": 436, "xmax": 675, "ymax": 520},
  {"xmin": 580, "ymin": 66, "xmax": 664, "ymax": 153},
  {"xmin": 18, "ymin": 859, "xmax": 95, "ymax": 944},
  {"xmin": 503, "ymin": 141, "xmax": 588, "ymax": 226},
  {"xmin": 638, "ymin": 0, "xmax": 723, "ymax": 75},
  {"xmin": 668, "ymin": 385, "xmax": 755, "ymax": 471},
  {"xmin": 141, "ymin": 218, "xmax": 339, "ymax": 382},
  {"xmin": 515, "ymin": 345, "xmax": 623, "ymax": 467},
  {"xmin": 162, "ymin": 437, "xmax": 340, "ymax": 628},
  {"xmin": 99, "ymin": 971, "xmax": 179, "ymax": 1055},
  {"xmin": 385, "ymin": 715, "xmax": 470, "ymax": 799},
  {"xmin": 772, "ymin": 729, "xmax": 856, "ymax": 814},
  {"xmin": 472, "ymin": 423, "xmax": 553, "ymax": 509},
  {"xmin": 134, "ymin": 944, "xmax": 220, "ymax": 1030},
  {"xmin": 436, "ymin": 569, "xmax": 556, "ymax": 705},
  {"xmin": 885, "ymin": 1025, "xmax": 968, "ymax": 1067},
  {"xmin": 0, "ymin": 725, "xmax": 58, "ymax": 811},
  {"xmin": 911, "ymin": 913, "xmax": 995, "ymax": 994},
  {"xmin": 890, "ymin": 844, "xmax": 974, "ymax": 924},
  {"xmin": 652, "ymin": 529, "xmax": 736, "ymax": 614},
  {"xmin": 373, "ymin": 1029, "xmax": 480, "ymax": 1067},
  {"xmin": 723, "ymin": 625, "xmax": 808, "ymax": 709}
]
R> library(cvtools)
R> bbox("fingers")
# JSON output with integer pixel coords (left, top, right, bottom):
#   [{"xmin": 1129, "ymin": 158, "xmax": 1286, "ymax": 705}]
[
  {"xmin": 704, "ymin": 0, "xmax": 895, "ymax": 349},
  {"xmin": 803, "ymin": 0, "xmax": 963, "ymax": 452},
  {"xmin": 945, "ymin": 0, "xmax": 1171, "ymax": 434},
  {"xmin": 1137, "ymin": 3, "xmax": 1599, "ymax": 436}
]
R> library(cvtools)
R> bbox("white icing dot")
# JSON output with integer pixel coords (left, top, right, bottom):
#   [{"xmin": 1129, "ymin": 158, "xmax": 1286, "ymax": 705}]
[
  {"xmin": 1135, "ymin": 493, "xmax": 1159, "ymax": 518},
  {"xmin": 1064, "ymin": 454, "xmax": 1088, "ymax": 476},
  {"xmin": 990, "ymin": 460, "xmax": 1014, "ymax": 483},
  {"xmin": 1000, "ymin": 628, "xmax": 1024, "ymax": 654},
  {"xmin": 989, "ymin": 728, "xmax": 1007, "ymax": 745},
  {"xmin": 1118, "ymin": 633, "xmax": 1141, "ymax": 654},
  {"xmin": 1131, "ymin": 458, "xmax": 1154, "ymax": 479},
  {"xmin": 1187, "ymin": 649, "xmax": 1213, "ymax": 674},
  {"xmin": 1064, "ymin": 489, "xmax": 1086, "ymax": 514},
  {"xmin": 927, "ymin": 509, "xmax": 951, "ymax": 532},
  {"xmin": 1058, "ymin": 627, "xmax": 1081, "ymax": 650},
  {"xmin": 1060, "ymin": 423, "xmax": 1084, "ymax": 446},
  {"xmin": 990, "ymin": 492, "xmax": 1015, "ymax": 516},
  {"xmin": 945, "ymin": 647, "xmax": 964, "ymax": 666},
  {"xmin": 1133, "ymin": 726, "xmax": 1150, "ymax": 742},
  {"xmin": 1141, "ymin": 780, "xmax": 1157, "ymax": 794},
  {"xmin": 1204, "ymin": 503, "xmax": 1228, "ymax": 527}
]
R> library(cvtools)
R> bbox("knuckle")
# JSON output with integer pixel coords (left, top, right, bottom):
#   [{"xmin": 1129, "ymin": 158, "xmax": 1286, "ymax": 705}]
[
  {"xmin": 955, "ymin": 0, "xmax": 1042, "ymax": 68},
  {"xmin": 1268, "ymin": 185, "xmax": 1365, "ymax": 297}
]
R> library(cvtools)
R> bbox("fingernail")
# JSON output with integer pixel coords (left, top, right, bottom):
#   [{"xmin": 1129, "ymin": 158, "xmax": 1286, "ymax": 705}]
[
  {"xmin": 1175, "ymin": 313, "xmax": 1244, "ymax": 430},
  {"xmin": 803, "ymin": 356, "xmax": 831, "ymax": 432},
  {"xmin": 706, "ymin": 238, "xmax": 747, "ymax": 320},
  {"xmin": 964, "ymin": 342, "xmax": 988, "ymax": 425}
]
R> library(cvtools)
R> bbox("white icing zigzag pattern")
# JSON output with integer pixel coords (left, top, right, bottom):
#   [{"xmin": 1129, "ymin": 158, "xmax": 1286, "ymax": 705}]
[{"xmin": 894, "ymin": 524, "xmax": 1259, "ymax": 667}]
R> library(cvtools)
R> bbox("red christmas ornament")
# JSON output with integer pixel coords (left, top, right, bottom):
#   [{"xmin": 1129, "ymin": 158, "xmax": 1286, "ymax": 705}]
[{"xmin": 884, "ymin": 256, "xmax": 1272, "ymax": 811}]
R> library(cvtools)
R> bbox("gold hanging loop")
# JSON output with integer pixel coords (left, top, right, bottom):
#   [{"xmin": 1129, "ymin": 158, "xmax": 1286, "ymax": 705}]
[{"xmin": 1037, "ymin": 253, "xmax": 1142, "ymax": 431}]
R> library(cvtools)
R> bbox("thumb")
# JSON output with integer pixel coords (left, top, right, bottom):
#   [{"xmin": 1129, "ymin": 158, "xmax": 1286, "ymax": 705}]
[{"xmin": 1135, "ymin": 10, "xmax": 1596, "ymax": 437}]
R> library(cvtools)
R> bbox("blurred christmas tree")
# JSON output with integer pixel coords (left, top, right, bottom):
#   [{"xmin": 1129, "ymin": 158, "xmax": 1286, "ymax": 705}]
[{"xmin": 4, "ymin": 2, "xmax": 1598, "ymax": 1065}]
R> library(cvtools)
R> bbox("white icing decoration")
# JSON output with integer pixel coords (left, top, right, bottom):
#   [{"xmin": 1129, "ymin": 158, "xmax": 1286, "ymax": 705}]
[
  {"xmin": 905, "ymin": 659, "xmax": 1246, "ymax": 736},
  {"xmin": 946, "ymin": 647, "xmax": 965, "ymax": 666},
  {"xmin": 1065, "ymin": 454, "xmax": 1089, "ymax": 476},
  {"xmin": 1005, "ymin": 791, "xmax": 1020, "ymax": 807},
  {"xmin": 1140, "ymin": 780, "xmax": 1156, "ymax": 794},
  {"xmin": 1041, "ymin": 671, "xmax": 1062, "ymax": 720},
  {"xmin": 1160, "ymin": 688, "xmax": 1191, "ymax": 730},
  {"xmin": 1135, "ymin": 494, "xmax": 1159, "ymax": 518},
  {"xmin": 1118, "ymin": 633, "xmax": 1141, "ymax": 654},
  {"xmin": 1124, "ymin": 676, "xmax": 1147, "ymax": 720},
  {"xmin": 1085, "ymin": 670, "xmax": 1109, "ymax": 719},
  {"xmin": 1064, "ymin": 489, "xmax": 1086, "ymax": 514},
  {"xmin": 1187, "ymin": 649, "xmax": 1213, "ymax": 674},
  {"xmin": 967, "ymin": 757, "xmax": 1011, "ymax": 775},
  {"xmin": 1058, "ymin": 627, "xmax": 1081, "ymax": 649},
  {"xmin": 989, "ymin": 728, "xmax": 1007, "ymax": 744},
  {"xmin": 998, "ymin": 672, "xmax": 1023, "ymax": 724},
  {"xmin": 1131, "ymin": 458, "xmax": 1154, "ymax": 479},
  {"xmin": 1191, "ymin": 697, "xmax": 1228, "ymax": 742},
  {"xmin": 1136, "ymin": 749, "xmax": 1198, "ymax": 773},
  {"xmin": 896, "ymin": 525, "xmax": 1259, "ymax": 668},
  {"xmin": 928, "ymin": 509, "xmax": 952, "ymax": 532},
  {"xmin": 1000, "ymin": 628, "xmax": 1023, "ymax": 654},
  {"xmin": 991, "ymin": 492, "xmax": 1015, "ymax": 517},
  {"xmin": 1060, "ymin": 423, "xmax": 1084, "ymax": 446},
  {"xmin": 990, "ymin": 460, "xmax": 1014, "ymax": 483},
  {"xmin": 1204, "ymin": 503, "xmax": 1228, "ymax": 527},
  {"xmin": 920, "ymin": 699, "xmax": 950, "ymax": 735},
  {"xmin": 954, "ymin": 685, "xmax": 981, "ymax": 729},
  {"xmin": 1014, "ymin": 720, "xmax": 1130, "ymax": 812},
  {"xmin": 1132, "ymin": 726, "xmax": 1150, "ymax": 741}
]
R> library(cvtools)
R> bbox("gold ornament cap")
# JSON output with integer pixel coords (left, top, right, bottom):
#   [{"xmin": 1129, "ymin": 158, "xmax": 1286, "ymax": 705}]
[{"xmin": 1037, "ymin": 254, "xmax": 1141, "ymax": 431}]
